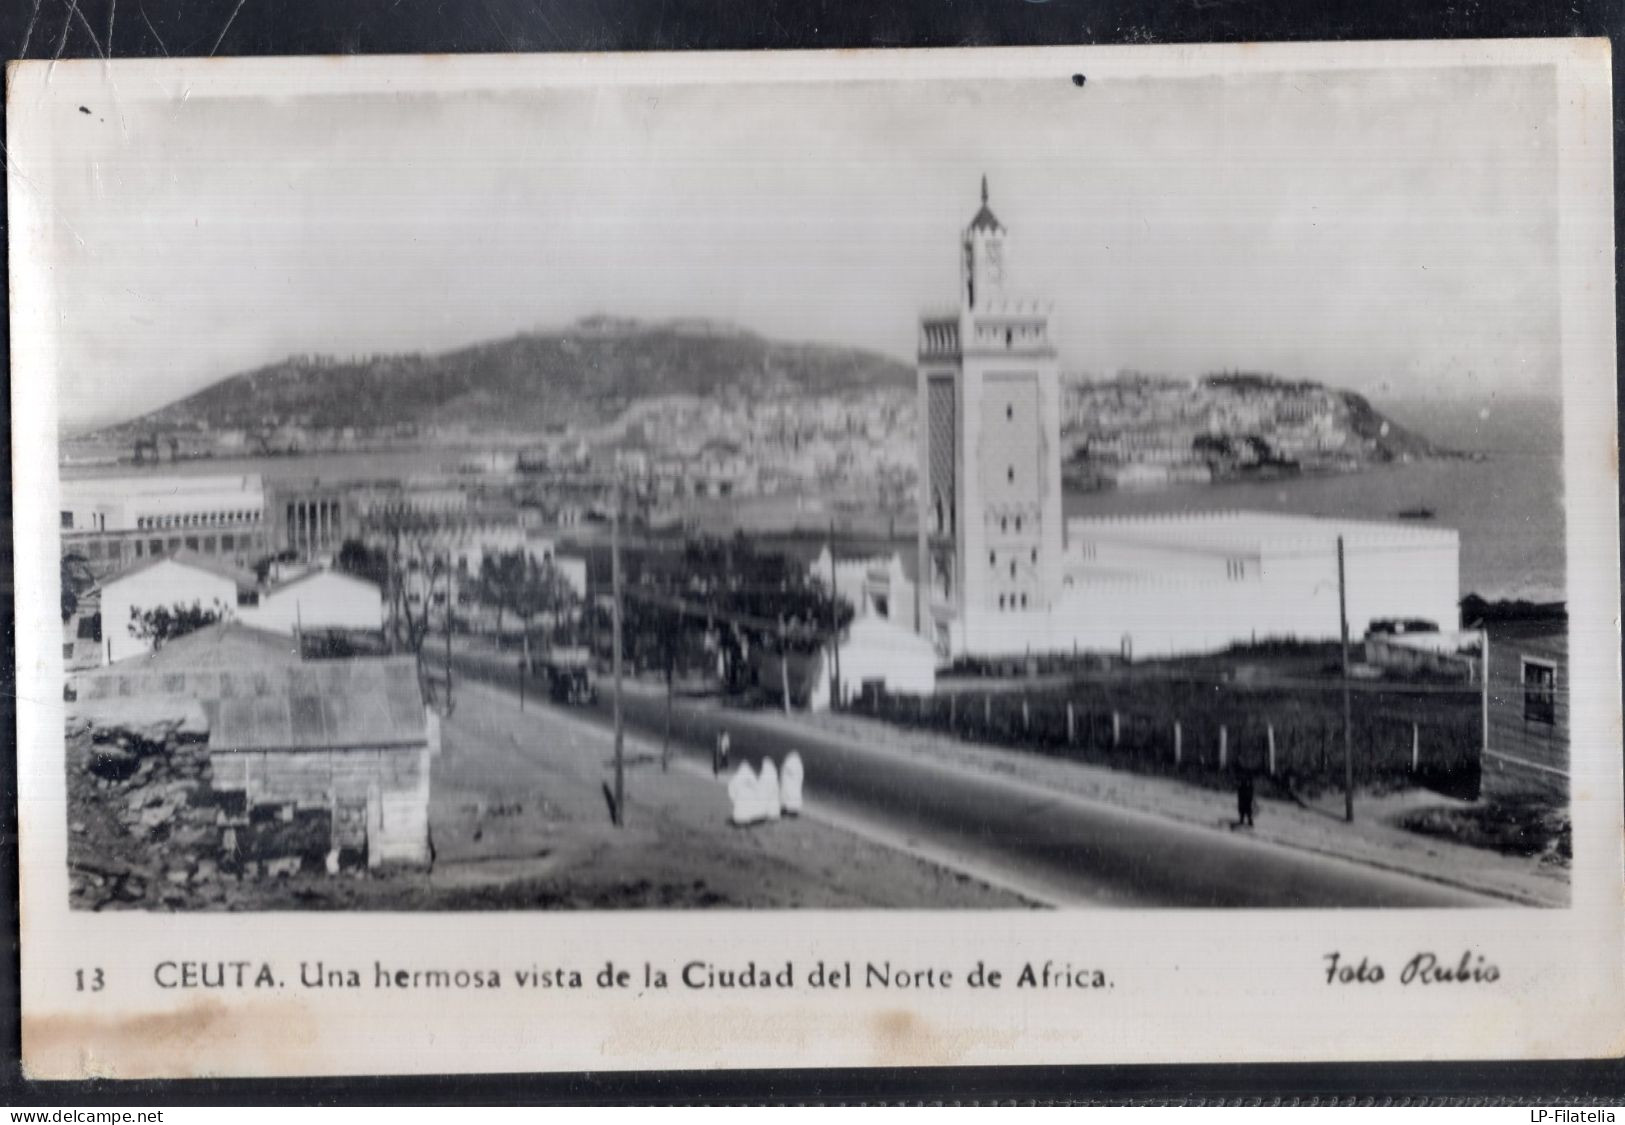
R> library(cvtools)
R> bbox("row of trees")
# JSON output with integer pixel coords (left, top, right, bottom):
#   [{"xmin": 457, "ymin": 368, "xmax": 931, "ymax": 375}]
[
  {"xmin": 580, "ymin": 533, "xmax": 854, "ymax": 690},
  {"xmin": 327, "ymin": 522, "xmax": 854, "ymax": 707},
  {"xmin": 336, "ymin": 531, "xmax": 583, "ymax": 709}
]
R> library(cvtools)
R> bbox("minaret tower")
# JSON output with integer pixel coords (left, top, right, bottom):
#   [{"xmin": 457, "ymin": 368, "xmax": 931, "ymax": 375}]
[
  {"xmin": 917, "ymin": 178, "xmax": 1063, "ymax": 657},
  {"xmin": 962, "ymin": 175, "xmax": 1007, "ymax": 310}
]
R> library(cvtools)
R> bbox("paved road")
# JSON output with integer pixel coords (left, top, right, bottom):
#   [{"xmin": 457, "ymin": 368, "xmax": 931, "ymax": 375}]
[{"xmin": 454, "ymin": 652, "xmax": 1493, "ymax": 908}]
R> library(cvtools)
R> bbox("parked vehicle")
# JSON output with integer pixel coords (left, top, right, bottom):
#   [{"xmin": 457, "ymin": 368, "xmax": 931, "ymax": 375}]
[{"xmin": 538, "ymin": 645, "xmax": 596, "ymax": 705}]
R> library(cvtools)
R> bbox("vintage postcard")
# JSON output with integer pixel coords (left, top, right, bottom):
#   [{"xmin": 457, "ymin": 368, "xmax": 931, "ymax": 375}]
[{"xmin": 8, "ymin": 41, "xmax": 1621, "ymax": 1078}]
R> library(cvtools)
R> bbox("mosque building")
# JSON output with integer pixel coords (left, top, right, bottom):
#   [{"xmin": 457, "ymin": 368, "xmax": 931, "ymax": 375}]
[{"xmin": 916, "ymin": 180, "xmax": 1460, "ymax": 661}]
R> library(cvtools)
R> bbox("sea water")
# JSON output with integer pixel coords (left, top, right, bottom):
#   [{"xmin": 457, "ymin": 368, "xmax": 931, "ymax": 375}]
[
  {"xmin": 1063, "ymin": 395, "xmax": 1565, "ymax": 604},
  {"xmin": 61, "ymin": 397, "xmax": 1567, "ymax": 603}
]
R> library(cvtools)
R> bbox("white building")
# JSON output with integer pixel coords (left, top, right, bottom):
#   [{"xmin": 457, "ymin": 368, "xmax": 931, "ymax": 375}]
[
  {"xmin": 1052, "ymin": 512, "xmax": 1460, "ymax": 660},
  {"xmin": 914, "ymin": 181, "xmax": 1462, "ymax": 663},
  {"xmin": 804, "ymin": 616, "xmax": 939, "ymax": 711},
  {"xmin": 551, "ymin": 554, "xmax": 589, "ymax": 600},
  {"xmin": 830, "ymin": 615, "xmax": 938, "ymax": 705},
  {"xmin": 98, "ymin": 551, "xmax": 250, "ymax": 664},
  {"xmin": 808, "ymin": 547, "xmax": 918, "ymax": 634},
  {"xmin": 61, "ymin": 474, "xmax": 270, "ymax": 577},
  {"xmin": 60, "ymin": 473, "xmax": 265, "ymax": 534},
  {"xmin": 239, "ymin": 569, "xmax": 385, "ymax": 636}
]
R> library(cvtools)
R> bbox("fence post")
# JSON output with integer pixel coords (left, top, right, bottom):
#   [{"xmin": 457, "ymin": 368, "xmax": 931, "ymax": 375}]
[
  {"xmin": 949, "ymin": 694, "xmax": 956, "ymax": 727},
  {"xmin": 1218, "ymin": 725, "xmax": 1228, "ymax": 770},
  {"xmin": 984, "ymin": 695, "xmax": 991, "ymax": 726},
  {"xmin": 1022, "ymin": 698, "xmax": 1030, "ymax": 733},
  {"xmin": 1412, "ymin": 723, "xmax": 1420, "ymax": 773},
  {"xmin": 1267, "ymin": 724, "xmax": 1276, "ymax": 777},
  {"xmin": 1067, "ymin": 702, "xmax": 1076, "ymax": 744},
  {"xmin": 1112, "ymin": 711, "xmax": 1121, "ymax": 749},
  {"xmin": 1173, "ymin": 720, "xmax": 1182, "ymax": 765}
]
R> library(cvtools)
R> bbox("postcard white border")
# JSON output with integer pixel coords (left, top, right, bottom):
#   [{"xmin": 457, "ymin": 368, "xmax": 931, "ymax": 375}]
[{"xmin": 8, "ymin": 40, "xmax": 1621, "ymax": 1078}]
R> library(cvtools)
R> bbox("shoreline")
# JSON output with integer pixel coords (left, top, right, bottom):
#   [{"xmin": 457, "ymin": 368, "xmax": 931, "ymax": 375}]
[{"xmin": 58, "ymin": 444, "xmax": 1564, "ymax": 607}]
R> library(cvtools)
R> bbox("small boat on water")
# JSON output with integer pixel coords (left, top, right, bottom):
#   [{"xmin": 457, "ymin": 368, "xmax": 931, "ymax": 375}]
[{"xmin": 1395, "ymin": 506, "xmax": 1436, "ymax": 520}]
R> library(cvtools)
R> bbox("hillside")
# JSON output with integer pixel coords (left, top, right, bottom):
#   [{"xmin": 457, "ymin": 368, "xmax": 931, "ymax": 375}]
[
  {"xmin": 1059, "ymin": 370, "xmax": 1446, "ymax": 488},
  {"xmin": 93, "ymin": 318, "xmax": 915, "ymax": 439},
  {"xmin": 1337, "ymin": 389, "xmax": 1440, "ymax": 460}
]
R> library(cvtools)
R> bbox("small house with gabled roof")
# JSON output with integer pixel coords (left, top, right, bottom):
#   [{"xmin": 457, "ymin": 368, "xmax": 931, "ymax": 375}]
[
  {"xmin": 97, "ymin": 549, "xmax": 257, "ymax": 665},
  {"xmin": 238, "ymin": 567, "xmax": 385, "ymax": 637}
]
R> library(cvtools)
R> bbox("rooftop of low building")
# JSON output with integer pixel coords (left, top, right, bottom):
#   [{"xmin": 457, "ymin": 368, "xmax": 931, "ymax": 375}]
[
  {"xmin": 98, "ymin": 548, "xmax": 260, "ymax": 593},
  {"xmin": 72, "ymin": 622, "xmax": 427, "ymax": 752},
  {"xmin": 1066, "ymin": 509, "xmax": 1460, "ymax": 555}
]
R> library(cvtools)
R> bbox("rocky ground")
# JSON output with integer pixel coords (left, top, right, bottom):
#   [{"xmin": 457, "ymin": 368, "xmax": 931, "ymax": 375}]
[
  {"xmin": 1398, "ymin": 796, "xmax": 1571, "ymax": 864},
  {"xmin": 66, "ymin": 699, "xmax": 345, "ymax": 911}
]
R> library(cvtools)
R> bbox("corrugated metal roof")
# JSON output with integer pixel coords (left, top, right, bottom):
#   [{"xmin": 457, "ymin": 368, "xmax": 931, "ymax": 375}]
[
  {"xmin": 76, "ymin": 645, "xmax": 427, "ymax": 752},
  {"xmin": 212, "ymin": 658, "xmax": 426, "ymax": 751}
]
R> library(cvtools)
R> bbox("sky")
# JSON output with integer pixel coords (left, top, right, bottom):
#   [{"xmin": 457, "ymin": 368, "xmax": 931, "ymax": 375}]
[{"xmin": 28, "ymin": 63, "xmax": 1560, "ymax": 430}]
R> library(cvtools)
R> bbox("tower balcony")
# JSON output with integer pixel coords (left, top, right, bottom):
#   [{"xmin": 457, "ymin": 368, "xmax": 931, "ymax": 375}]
[
  {"xmin": 965, "ymin": 308, "xmax": 1056, "ymax": 357},
  {"xmin": 918, "ymin": 314, "xmax": 961, "ymax": 361}
]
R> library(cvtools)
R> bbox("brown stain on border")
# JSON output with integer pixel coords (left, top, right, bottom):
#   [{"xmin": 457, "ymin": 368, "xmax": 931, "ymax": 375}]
[
  {"xmin": 24, "ymin": 997, "xmax": 320, "ymax": 1080},
  {"xmin": 601, "ymin": 1005, "xmax": 1018, "ymax": 1068},
  {"xmin": 867, "ymin": 1007, "xmax": 1012, "ymax": 1067}
]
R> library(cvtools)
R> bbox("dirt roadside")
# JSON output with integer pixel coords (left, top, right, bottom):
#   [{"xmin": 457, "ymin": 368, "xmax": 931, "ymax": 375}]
[
  {"xmin": 68, "ymin": 675, "xmax": 1031, "ymax": 911},
  {"xmin": 416, "ymin": 679, "xmax": 1033, "ymax": 910}
]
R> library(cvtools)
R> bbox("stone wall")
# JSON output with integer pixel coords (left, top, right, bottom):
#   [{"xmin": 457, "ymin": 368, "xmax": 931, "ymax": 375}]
[
  {"xmin": 68, "ymin": 697, "xmax": 433, "ymax": 911},
  {"xmin": 209, "ymin": 744, "xmax": 432, "ymax": 867}
]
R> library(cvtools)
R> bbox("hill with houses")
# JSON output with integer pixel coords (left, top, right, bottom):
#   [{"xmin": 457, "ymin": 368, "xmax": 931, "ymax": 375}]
[{"xmin": 86, "ymin": 317, "xmax": 916, "ymax": 446}]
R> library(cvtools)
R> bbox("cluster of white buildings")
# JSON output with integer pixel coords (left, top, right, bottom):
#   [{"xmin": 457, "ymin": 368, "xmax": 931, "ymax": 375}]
[
  {"xmin": 1061, "ymin": 372, "xmax": 1351, "ymax": 471},
  {"xmin": 61, "ymin": 466, "xmax": 589, "ymax": 668},
  {"xmin": 616, "ymin": 389, "xmax": 916, "ymax": 502}
]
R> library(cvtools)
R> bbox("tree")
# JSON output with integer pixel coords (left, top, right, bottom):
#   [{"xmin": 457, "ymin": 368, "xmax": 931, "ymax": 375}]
[
  {"xmin": 129, "ymin": 600, "xmax": 226, "ymax": 651},
  {"xmin": 61, "ymin": 552, "xmax": 95, "ymax": 623},
  {"xmin": 476, "ymin": 549, "xmax": 580, "ymax": 666},
  {"xmin": 336, "ymin": 539, "xmax": 391, "ymax": 590},
  {"xmin": 597, "ymin": 534, "xmax": 854, "ymax": 693},
  {"xmin": 476, "ymin": 550, "xmax": 528, "ymax": 638}
]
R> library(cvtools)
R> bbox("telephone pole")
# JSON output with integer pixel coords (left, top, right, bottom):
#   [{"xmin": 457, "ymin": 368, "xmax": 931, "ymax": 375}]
[
  {"xmin": 1337, "ymin": 535, "xmax": 1353, "ymax": 823},
  {"xmin": 828, "ymin": 519, "xmax": 841, "ymax": 710},
  {"xmin": 611, "ymin": 470, "xmax": 626, "ymax": 828},
  {"xmin": 444, "ymin": 552, "xmax": 454, "ymax": 715}
]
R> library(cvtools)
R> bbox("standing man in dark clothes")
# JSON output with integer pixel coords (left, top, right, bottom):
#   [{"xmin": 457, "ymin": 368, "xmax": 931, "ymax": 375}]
[{"xmin": 1236, "ymin": 767, "xmax": 1256, "ymax": 828}]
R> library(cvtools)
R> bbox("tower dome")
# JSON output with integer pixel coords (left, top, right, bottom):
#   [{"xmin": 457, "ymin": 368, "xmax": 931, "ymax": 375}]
[
  {"xmin": 961, "ymin": 175, "xmax": 1008, "ymax": 309},
  {"xmin": 966, "ymin": 175, "xmax": 1004, "ymax": 234}
]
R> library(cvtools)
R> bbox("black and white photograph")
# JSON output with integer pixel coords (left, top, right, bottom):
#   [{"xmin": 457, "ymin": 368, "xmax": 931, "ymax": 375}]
[
  {"xmin": 8, "ymin": 41, "xmax": 1621, "ymax": 1079},
  {"xmin": 34, "ymin": 56, "xmax": 1580, "ymax": 914}
]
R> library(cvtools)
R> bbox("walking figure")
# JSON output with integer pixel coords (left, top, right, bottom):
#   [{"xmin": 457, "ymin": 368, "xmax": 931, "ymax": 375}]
[
  {"xmin": 1235, "ymin": 768, "xmax": 1255, "ymax": 829},
  {"xmin": 714, "ymin": 729, "xmax": 731, "ymax": 777}
]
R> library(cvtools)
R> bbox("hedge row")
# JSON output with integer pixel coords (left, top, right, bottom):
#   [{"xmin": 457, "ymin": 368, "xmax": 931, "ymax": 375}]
[{"xmin": 860, "ymin": 683, "xmax": 1480, "ymax": 796}]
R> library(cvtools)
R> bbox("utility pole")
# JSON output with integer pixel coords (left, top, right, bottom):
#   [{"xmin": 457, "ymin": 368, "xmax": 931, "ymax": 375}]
[
  {"xmin": 611, "ymin": 470, "xmax": 626, "ymax": 828},
  {"xmin": 663, "ymin": 642, "xmax": 673, "ymax": 773},
  {"xmin": 828, "ymin": 519, "xmax": 841, "ymax": 710},
  {"xmin": 1480, "ymin": 627, "xmax": 1491, "ymax": 762},
  {"xmin": 779, "ymin": 615, "xmax": 791, "ymax": 715},
  {"xmin": 1337, "ymin": 535, "xmax": 1353, "ymax": 823},
  {"xmin": 444, "ymin": 552, "xmax": 454, "ymax": 715}
]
